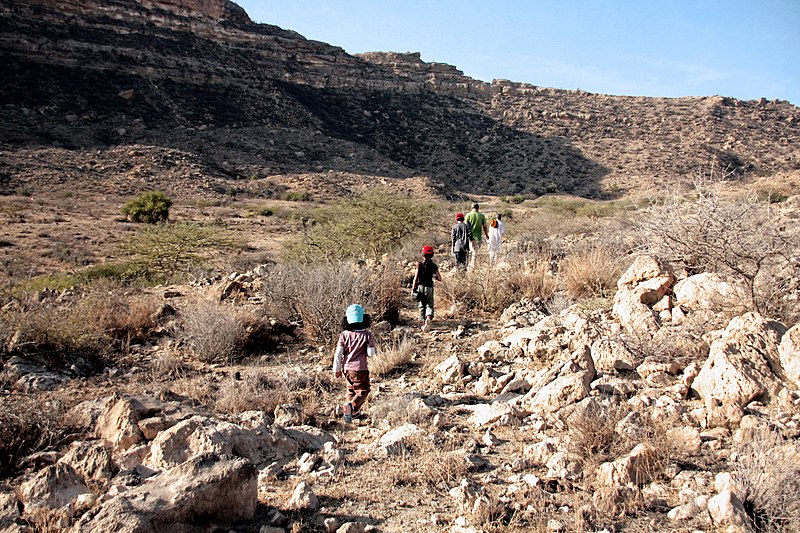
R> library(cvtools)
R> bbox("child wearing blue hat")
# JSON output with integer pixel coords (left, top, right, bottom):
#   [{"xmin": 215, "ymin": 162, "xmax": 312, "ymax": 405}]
[{"xmin": 333, "ymin": 304, "xmax": 376, "ymax": 423}]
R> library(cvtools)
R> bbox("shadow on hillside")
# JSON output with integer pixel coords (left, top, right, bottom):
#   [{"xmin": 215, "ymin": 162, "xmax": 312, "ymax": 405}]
[{"xmin": 0, "ymin": 60, "xmax": 612, "ymax": 199}]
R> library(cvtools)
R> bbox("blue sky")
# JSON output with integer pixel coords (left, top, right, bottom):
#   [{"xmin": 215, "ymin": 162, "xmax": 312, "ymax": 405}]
[{"xmin": 235, "ymin": 0, "xmax": 799, "ymax": 105}]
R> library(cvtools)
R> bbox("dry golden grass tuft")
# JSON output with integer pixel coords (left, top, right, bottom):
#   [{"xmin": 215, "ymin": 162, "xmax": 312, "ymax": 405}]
[
  {"xmin": 215, "ymin": 368, "xmax": 336, "ymax": 422},
  {"xmin": 81, "ymin": 288, "xmax": 162, "ymax": 350},
  {"xmin": 566, "ymin": 400, "xmax": 630, "ymax": 468},
  {"xmin": 558, "ymin": 246, "xmax": 623, "ymax": 299},
  {"xmin": 439, "ymin": 252, "xmax": 558, "ymax": 315},
  {"xmin": 370, "ymin": 334, "xmax": 415, "ymax": 377}
]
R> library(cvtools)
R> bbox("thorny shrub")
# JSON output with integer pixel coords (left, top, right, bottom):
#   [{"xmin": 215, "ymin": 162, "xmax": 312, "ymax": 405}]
[
  {"xmin": 180, "ymin": 299, "xmax": 249, "ymax": 364},
  {"xmin": 285, "ymin": 187, "xmax": 436, "ymax": 262},
  {"xmin": 732, "ymin": 423, "xmax": 800, "ymax": 532},
  {"xmin": 121, "ymin": 222, "xmax": 238, "ymax": 282},
  {"xmin": 261, "ymin": 261, "xmax": 403, "ymax": 345},
  {"xmin": 636, "ymin": 176, "xmax": 800, "ymax": 323}
]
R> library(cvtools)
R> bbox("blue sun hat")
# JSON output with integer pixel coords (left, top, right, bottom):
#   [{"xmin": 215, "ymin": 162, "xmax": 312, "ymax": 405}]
[{"xmin": 346, "ymin": 304, "xmax": 365, "ymax": 324}]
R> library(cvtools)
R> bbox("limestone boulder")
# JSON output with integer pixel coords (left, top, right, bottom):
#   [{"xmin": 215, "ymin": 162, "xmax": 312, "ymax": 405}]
[
  {"xmin": 779, "ymin": 323, "xmax": 800, "ymax": 389},
  {"xmin": 18, "ymin": 463, "xmax": 90, "ymax": 514},
  {"xmin": 612, "ymin": 255, "xmax": 675, "ymax": 336},
  {"xmin": 461, "ymin": 400, "xmax": 517, "ymax": 428},
  {"xmin": 591, "ymin": 338, "xmax": 636, "ymax": 373},
  {"xmin": 145, "ymin": 415, "xmax": 303, "ymax": 470},
  {"xmin": 501, "ymin": 316, "xmax": 570, "ymax": 363},
  {"xmin": 521, "ymin": 371, "xmax": 592, "ymax": 414},
  {"xmin": 691, "ymin": 312, "xmax": 787, "ymax": 405},
  {"xmin": 434, "ymin": 354, "xmax": 465, "ymax": 384},
  {"xmin": 288, "ymin": 481, "xmax": 319, "ymax": 510},
  {"xmin": 596, "ymin": 443, "xmax": 662, "ymax": 487},
  {"xmin": 0, "ymin": 491, "xmax": 20, "ymax": 529},
  {"xmin": 73, "ymin": 454, "xmax": 257, "ymax": 532},
  {"xmin": 95, "ymin": 396, "xmax": 144, "ymax": 453},
  {"xmin": 673, "ymin": 272, "xmax": 748, "ymax": 313},
  {"xmin": 59, "ymin": 441, "xmax": 116, "ymax": 482},
  {"xmin": 365, "ymin": 424, "xmax": 425, "ymax": 457},
  {"xmin": 707, "ymin": 489, "xmax": 749, "ymax": 532},
  {"xmin": 665, "ymin": 426, "xmax": 702, "ymax": 456}
]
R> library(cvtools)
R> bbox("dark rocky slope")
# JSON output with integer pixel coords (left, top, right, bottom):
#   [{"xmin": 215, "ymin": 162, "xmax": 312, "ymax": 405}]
[{"xmin": 1, "ymin": 0, "xmax": 798, "ymax": 199}]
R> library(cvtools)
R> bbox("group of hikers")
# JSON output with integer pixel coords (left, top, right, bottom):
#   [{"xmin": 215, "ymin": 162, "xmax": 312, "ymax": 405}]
[{"xmin": 333, "ymin": 203, "xmax": 505, "ymax": 423}]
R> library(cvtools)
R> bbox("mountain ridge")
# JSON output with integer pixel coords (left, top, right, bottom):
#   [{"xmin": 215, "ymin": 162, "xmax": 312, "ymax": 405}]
[{"xmin": 1, "ymin": 0, "xmax": 798, "ymax": 199}]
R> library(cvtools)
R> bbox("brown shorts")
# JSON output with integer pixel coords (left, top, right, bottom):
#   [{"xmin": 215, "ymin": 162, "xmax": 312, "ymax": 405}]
[{"xmin": 344, "ymin": 370, "xmax": 371, "ymax": 412}]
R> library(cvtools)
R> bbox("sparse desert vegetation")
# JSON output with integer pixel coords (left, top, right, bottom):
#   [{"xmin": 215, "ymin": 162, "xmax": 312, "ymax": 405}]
[
  {"xmin": 2, "ymin": 175, "xmax": 799, "ymax": 532},
  {"xmin": 1, "ymin": 1, "xmax": 799, "ymax": 531}
]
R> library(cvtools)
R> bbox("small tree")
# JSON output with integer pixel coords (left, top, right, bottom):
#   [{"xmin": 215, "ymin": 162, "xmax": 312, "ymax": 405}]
[
  {"xmin": 285, "ymin": 188, "xmax": 435, "ymax": 262},
  {"xmin": 122, "ymin": 191, "xmax": 173, "ymax": 223},
  {"xmin": 121, "ymin": 222, "xmax": 236, "ymax": 281}
]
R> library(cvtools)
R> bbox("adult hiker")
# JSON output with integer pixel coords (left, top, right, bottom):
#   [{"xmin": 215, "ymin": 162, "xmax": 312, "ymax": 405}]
[
  {"xmin": 411, "ymin": 245, "xmax": 442, "ymax": 331},
  {"xmin": 487, "ymin": 213, "xmax": 506, "ymax": 264},
  {"xmin": 451, "ymin": 212, "xmax": 471, "ymax": 271},
  {"xmin": 465, "ymin": 202, "xmax": 489, "ymax": 270}
]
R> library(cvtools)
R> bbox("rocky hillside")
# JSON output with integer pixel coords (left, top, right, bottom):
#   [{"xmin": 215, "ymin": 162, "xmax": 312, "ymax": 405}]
[{"xmin": 1, "ymin": 0, "xmax": 799, "ymax": 199}]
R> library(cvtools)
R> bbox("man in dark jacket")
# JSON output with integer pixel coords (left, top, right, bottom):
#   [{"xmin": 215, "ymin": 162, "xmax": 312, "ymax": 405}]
[{"xmin": 451, "ymin": 212, "xmax": 471, "ymax": 271}]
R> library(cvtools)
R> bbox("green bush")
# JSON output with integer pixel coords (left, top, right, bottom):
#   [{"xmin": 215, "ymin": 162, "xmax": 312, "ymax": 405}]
[
  {"xmin": 121, "ymin": 222, "xmax": 237, "ymax": 282},
  {"xmin": 121, "ymin": 191, "xmax": 173, "ymax": 223},
  {"xmin": 284, "ymin": 191, "xmax": 311, "ymax": 202}
]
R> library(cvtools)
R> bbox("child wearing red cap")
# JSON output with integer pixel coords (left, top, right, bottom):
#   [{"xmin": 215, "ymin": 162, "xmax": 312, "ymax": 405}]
[{"xmin": 411, "ymin": 246, "xmax": 442, "ymax": 331}]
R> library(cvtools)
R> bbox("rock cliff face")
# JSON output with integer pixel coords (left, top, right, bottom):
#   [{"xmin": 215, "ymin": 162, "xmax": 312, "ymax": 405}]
[{"xmin": 1, "ymin": 0, "xmax": 798, "ymax": 198}]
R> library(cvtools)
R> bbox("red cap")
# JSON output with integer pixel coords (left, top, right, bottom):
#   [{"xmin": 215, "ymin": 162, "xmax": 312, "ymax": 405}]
[
  {"xmin": 456, "ymin": 212, "xmax": 465, "ymax": 221},
  {"xmin": 422, "ymin": 245, "xmax": 434, "ymax": 256}
]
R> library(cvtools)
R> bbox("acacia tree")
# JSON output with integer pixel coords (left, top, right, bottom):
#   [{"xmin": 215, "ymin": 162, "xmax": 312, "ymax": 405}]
[{"xmin": 287, "ymin": 187, "xmax": 435, "ymax": 263}]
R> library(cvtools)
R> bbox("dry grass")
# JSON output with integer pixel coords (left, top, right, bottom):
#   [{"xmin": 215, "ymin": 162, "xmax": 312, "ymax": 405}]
[
  {"xmin": 558, "ymin": 246, "xmax": 623, "ymax": 299},
  {"xmin": 732, "ymin": 424, "xmax": 800, "ymax": 532},
  {"xmin": 181, "ymin": 299, "xmax": 246, "ymax": 364},
  {"xmin": 214, "ymin": 367, "xmax": 336, "ymax": 423},
  {"xmin": 566, "ymin": 400, "xmax": 631, "ymax": 468},
  {"xmin": 439, "ymin": 252, "xmax": 558, "ymax": 315},
  {"xmin": 399, "ymin": 434, "xmax": 472, "ymax": 494},
  {"xmin": 80, "ymin": 289, "xmax": 162, "ymax": 351},
  {"xmin": 370, "ymin": 333, "xmax": 415, "ymax": 377},
  {"xmin": 2, "ymin": 300, "xmax": 105, "ymax": 363},
  {"xmin": 0, "ymin": 395, "xmax": 71, "ymax": 478}
]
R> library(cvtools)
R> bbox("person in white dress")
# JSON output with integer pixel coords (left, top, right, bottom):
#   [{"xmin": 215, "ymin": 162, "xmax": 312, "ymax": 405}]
[{"xmin": 487, "ymin": 213, "xmax": 505, "ymax": 264}]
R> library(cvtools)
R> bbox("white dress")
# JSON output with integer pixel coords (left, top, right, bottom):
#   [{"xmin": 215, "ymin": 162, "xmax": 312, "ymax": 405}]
[{"xmin": 487, "ymin": 220, "xmax": 505, "ymax": 261}]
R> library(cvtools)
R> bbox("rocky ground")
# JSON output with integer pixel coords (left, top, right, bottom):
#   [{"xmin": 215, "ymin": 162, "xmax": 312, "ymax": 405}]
[{"xmin": 2, "ymin": 246, "xmax": 800, "ymax": 532}]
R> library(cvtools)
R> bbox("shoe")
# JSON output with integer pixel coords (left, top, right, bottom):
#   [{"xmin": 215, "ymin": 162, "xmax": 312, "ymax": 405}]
[
  {"xmin": 424, "ymin": 316, "xmax": 432, "ymax": 330},
  {"xmin": 342, "ymin": 402, "xmax": 353, "ymax": 423}
]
